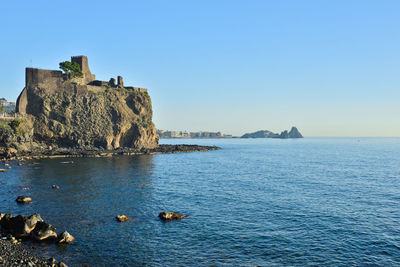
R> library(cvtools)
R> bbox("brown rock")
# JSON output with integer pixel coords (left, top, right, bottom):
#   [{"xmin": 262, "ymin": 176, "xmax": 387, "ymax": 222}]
[
  {"xmin": 158, "ymin": 211, "xmax": 187, "ymax": 221},
  {"xmin": 52, "ymin": 185, "xmax": 60, "ymax": 189},
  {"xmin": 16, "ymin": 196, "xmax": 32, "ymax": 203},
  {"xmin": 30, "ymin": 221, "xmax": 57, "ymax": 241},
  {"xmin": 0, "ymin": 169, "xmax": 7, "ymax": 172},
  {"xmin": 116, "ymin": 215, "xmax": 131, "ymax": 222},
  {"xmin": 58, "ymin": 231, "xmax": 74, "ymax": 244}
]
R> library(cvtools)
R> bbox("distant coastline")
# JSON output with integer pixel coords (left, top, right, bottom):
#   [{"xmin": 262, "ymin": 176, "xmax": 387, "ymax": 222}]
[
  {"xmin": 157, "ymin": 129, "xmax": 236, "ymax": 139},
  {"xmin": 157, "ymin": 126, "xmax": 303, "ymax": 139}
]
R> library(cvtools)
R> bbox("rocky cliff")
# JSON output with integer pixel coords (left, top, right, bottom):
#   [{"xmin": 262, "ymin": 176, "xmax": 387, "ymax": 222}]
[
  {"xmin": 1, "ymin": 83, "xmax": 158, "ymax": 157},
  {"xmin": 241, "ymin": 127, "xmax": 303, "ymax": 139}
]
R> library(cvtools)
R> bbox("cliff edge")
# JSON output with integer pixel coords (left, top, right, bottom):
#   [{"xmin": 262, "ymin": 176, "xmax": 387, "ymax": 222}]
[{"xmin": 1, "ymin": 56, "xmax": 159, "ymax": 157}]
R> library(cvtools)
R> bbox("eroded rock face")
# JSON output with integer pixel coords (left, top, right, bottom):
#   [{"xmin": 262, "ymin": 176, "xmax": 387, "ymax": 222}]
[{"xmin": 11, "ymin": 85, "xmax": 158, "ymax": 152}]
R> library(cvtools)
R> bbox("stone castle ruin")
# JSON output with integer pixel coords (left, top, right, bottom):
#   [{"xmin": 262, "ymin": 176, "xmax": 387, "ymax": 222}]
[
  {"xmin": 10, "ymin": 55, "xmax": 159, "ymax": 151},
  {"xmin": 17, "ymin": 56, "xmax": 147, "ymax": 114}
]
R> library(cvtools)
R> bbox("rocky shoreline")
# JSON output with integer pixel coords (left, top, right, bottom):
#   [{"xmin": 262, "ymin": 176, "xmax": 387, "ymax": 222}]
[
  {"xmin": 1, "ymin": 144, "xmax": 220, "ymax": 161},
  {"xmin": 0, "ymin": 237, "xmax": 64, "ymax": 267}
]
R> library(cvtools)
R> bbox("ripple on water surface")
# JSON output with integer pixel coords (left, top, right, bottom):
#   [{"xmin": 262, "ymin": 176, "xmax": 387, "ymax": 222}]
[{"xmin": 0, "ymin": 138, "xmax": 400, "ymax": 266}]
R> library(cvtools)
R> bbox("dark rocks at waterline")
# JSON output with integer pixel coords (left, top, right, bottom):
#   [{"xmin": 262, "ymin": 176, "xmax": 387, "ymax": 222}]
[
  {"xmin": 158, "ymin": 211, "xmax": 188, "ymax": 221},
  {"xmin": 1, "ymin": 144, "xmax": 220, "ymax": 160},
  {"xmin": 30, "ymin": 221, "xmax": 57, "ymax": 241},
  {"xmin": 1, "ymin": 213, "xmax": 73, "ymax": 244},
  {"xmin": 0, "ymin": 213, "xmax": 43, "ymax": 238}
]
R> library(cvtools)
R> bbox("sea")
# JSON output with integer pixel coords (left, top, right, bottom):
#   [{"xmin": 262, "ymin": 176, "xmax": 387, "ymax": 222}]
[{"xmin": 1, "ymin": 138, "xmax": 400, "ymax": 266}]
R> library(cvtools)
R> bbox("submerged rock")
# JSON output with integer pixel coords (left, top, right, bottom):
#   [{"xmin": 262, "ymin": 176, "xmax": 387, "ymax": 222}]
[
  {"xmin": 158, "ymin": 211, "xmax": 187, "ymax": 221},
  {"xmin": 30, "ymin": 221, "xmax": 57, "ymax": 241},
  {"xmin": 15, "ymin": 196, "xmax": 32, "ymax": 204},
  {"xmin": 116, "ymin": 215, "xmax": 131, "ymax": 222},
  {"xmin": 58, "ymin": 231, "xmax": 74, "ymax": 244}
]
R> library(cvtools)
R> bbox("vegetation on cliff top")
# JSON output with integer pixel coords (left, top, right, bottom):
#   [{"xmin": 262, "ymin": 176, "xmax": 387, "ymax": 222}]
[{"xmin": 59, "ymin": 61, "xmax": 83, "ymax": 78}]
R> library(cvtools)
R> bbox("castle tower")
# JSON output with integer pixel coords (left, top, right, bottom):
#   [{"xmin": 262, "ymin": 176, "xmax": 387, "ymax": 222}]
[{"xmin": 71, "ymin": 56, "xmax": 95, "ymax": 83}]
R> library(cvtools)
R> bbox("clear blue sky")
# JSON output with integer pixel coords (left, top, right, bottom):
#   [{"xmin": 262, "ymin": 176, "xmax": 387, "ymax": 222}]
[{"xmin": 0, "ymin": 0, "xmax": 399, "ymax": 136}]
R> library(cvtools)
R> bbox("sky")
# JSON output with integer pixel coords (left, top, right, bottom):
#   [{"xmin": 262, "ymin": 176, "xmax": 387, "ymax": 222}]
[{"xmin": 0, "ymin": 0, "xmax": 399, "ymax": 137}]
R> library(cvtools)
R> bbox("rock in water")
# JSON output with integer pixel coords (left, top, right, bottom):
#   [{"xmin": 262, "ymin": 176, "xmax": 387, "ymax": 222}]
[
  {"xmin": 288, "ymin": 126, "xmax": 303, "ymax": 138},
  {"xmin": 241, "ymin": 126, "xmax": 303, "ymax": 139},
  {"xmin": 58, "ymin": 231, "xmax": 74, "ymax": 244},
  {"xmin": 52, "ymin": 185, "xmax": 60, "ymax": 189},
  {"xmin": 30, "ymin": 221, "xmax": 57, "ymax": 241},
  {"xmin": 279, "ymin": 130, "xmax": 289, "ymax": 139},
  {"xmin": 116, "ymin": 215, "xmax": 131, "ymax": 222},
  {"xmin": 158, "ymin": 211, "xmax": 187, "ymax": 221},
  {"xmin": 15, "ymin": 196, "xmax": 32, "ymax": 204}
]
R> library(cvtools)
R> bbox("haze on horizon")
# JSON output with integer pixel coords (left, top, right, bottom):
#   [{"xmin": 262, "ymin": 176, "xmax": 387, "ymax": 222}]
[{"xmin": 0, "ymin": 0, "xmax": 399, "ymax": 137}]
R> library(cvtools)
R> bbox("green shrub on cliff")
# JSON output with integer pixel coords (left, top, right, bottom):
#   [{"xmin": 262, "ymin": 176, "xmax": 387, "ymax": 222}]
[
  {"xmin": 0, "ymin": 124, "xmax": 12, "ymax": 130},
  {"xmin": 59, "ymin": 61, "xmax": 83, "ymax": 78},
  {"xmin": 139, "ymin": 120, "xmax": 149, "ymax": 128},
  {"xmin": 7, "ymin": 119, "xmax": 25, "ymax": 135},
  {"xmin": 9, "ymin": 119, "xmax": 21, "ymax": 130}
]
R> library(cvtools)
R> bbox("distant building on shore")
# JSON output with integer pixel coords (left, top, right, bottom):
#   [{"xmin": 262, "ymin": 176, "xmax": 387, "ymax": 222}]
[
  {"xmin": 157, "ymin": 129, "xmax": 233, "ymax": 138},
  {"xmin": 0, "ymin": 98, "xmax": 16, "ymax": 113}
]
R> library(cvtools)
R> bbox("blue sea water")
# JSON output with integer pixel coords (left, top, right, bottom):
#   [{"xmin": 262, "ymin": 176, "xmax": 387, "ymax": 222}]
[{"xmin": 1, "ymin": 138, "xmax": 400, "ymax": 266}]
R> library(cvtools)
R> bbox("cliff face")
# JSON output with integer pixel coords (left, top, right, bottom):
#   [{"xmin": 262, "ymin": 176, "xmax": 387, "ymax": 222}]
[{"xmin": 11, "ymin": 83, "xmax": 158, "ymax": 153}]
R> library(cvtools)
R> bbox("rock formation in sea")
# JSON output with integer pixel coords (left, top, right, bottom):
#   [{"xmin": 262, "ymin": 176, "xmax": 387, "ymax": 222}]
[
  {"xmin": 241, "ymin": 127, "xmax": 303, "ymax": 139},
  {"xmin": 0, "ymin": 56, "xmax": 159, "ymax": 157}
]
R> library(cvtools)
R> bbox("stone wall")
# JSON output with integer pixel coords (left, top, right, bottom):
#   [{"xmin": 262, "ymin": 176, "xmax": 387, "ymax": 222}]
[
  {"xmin": 71, "ymin": 56, "xmax": 95, "ymax": 83},
  {"xmin": 25, "ymin": 68, "xmax": 64, "ymax": 88}
]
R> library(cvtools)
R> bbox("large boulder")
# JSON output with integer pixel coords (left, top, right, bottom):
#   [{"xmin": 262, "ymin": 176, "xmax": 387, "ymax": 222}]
[
  {"xmin": 0, "ymin": 213, "xmax": 43, "ymax": 237},
  {"xmin": 25, "ymin": 214, "xmax": 44, "ymax": 233},
  {"xmin": 58, "ymin": 231, "xmax": 74, "ymax": 244},
  {"xmin": 16, "ymin": 196, "xmax": 32, "ymax": 204},
  {"xmin": 30, "ymin": 221, "xmax": 57, "ymax": 241}
]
